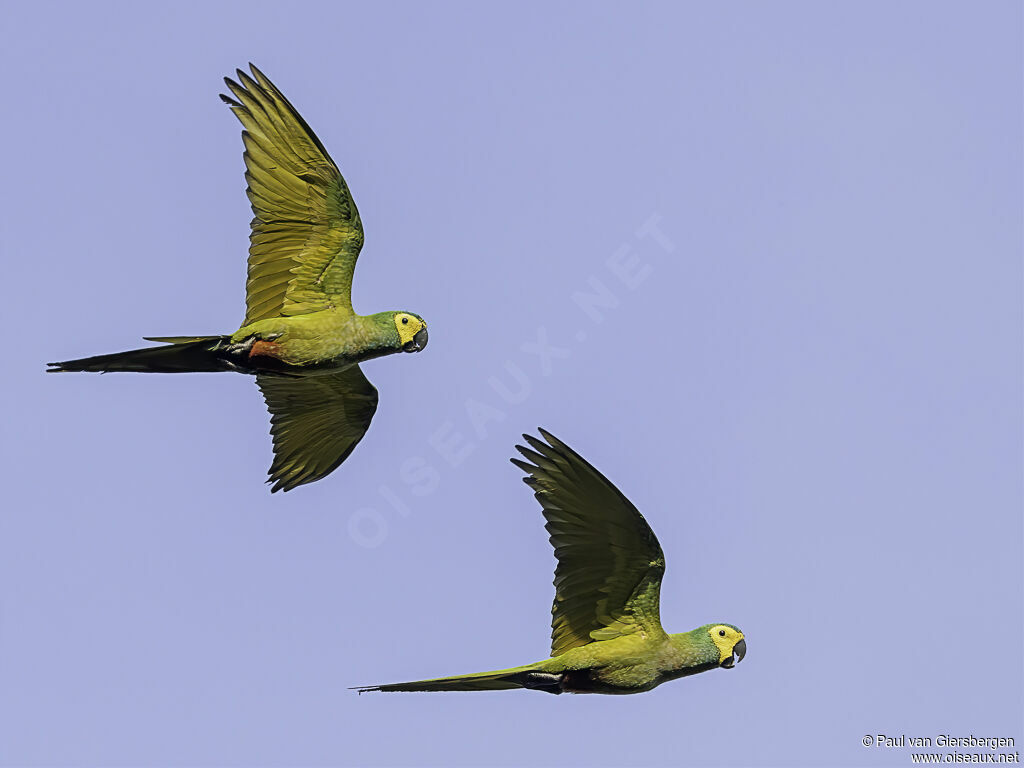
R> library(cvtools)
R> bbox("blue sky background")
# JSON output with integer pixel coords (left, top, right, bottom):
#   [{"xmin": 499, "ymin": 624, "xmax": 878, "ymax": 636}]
[{"xmin": 1, "ymin": 2, "xmax": 1021, "ymax": 766}]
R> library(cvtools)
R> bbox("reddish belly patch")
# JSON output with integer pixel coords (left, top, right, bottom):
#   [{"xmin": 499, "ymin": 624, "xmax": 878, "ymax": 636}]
[{"xmin": 249, "ymin": 340, "xmax": 281, "ymax": 359}]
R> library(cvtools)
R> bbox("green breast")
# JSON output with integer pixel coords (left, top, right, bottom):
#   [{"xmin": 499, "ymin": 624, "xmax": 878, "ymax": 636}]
[{"xmin": 233, "ymin": 310, "xmax": 391, "ymax": 368}]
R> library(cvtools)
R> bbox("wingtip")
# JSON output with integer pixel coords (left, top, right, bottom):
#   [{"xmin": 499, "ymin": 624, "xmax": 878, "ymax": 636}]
[
  {"xmin": 512, "ymin": 444, "xmax": 534, "ymax": 461},
  {"xmin": 521, "ymin": 433, "xmax": 549, "ymax": 454},
  {"xmin": 247, "ymin": 64, "xmax": 277, "ymax": 94},
  {"xmin": 237, "ymin": 68, "xmax": 260, "ymax": 92},
  {"xmin": 510, "ymin": 456, "xmax": 533, "ymax": 472},
  {"xmin": 268, "ymin": 471, "xmax": 307, "ymax": 493},
  {"xmin": 537, "ymin": 428, "xmax": 573, "ymax": 457},
  {"xmin": 220, "ymin": 74, "xmax": 244, "ymax": 107},
  {"xmin": 514, "ymin": 433, "xmax": 538, "ymax": 457}
]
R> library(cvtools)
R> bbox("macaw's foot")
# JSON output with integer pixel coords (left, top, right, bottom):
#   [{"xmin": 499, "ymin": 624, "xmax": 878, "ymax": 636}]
[
  {"xmin": 214, "ymin": 334, "xmax": 288, "ymax": 373},
  {"xmin": 223, "ymin": 336, "xmax": 257, "ymax": 356},
  {"xmin": 223, "ymin": 333, "xmax": 283, "ymax": 358}
]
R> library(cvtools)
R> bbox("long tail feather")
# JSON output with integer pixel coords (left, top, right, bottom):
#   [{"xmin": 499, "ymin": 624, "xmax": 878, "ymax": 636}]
[
  {"xmin": 354, "ymin": 665, "xmax": 562, "ymax": 694},
  {"xmin": 47, "ymin": 336, "xmax": 233, "ymax": 374}
]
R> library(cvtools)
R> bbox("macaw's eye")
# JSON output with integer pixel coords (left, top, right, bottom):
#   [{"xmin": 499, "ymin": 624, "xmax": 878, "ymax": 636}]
[
  {"xmin": 401, "ymin": 317, "xmax": 409, "ymax": 324},
  {"xmin": 719, "ymin": 629, "xmax": 726, "ymax": 637}
]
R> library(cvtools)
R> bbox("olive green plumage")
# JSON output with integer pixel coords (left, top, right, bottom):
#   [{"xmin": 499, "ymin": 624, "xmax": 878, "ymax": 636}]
[
  {"xmin": 356, "ymin": 430, "xmax": 746, "ymax": 695},
  {"xmin": 47, "ymin": 64, "xmax": 428, "ymax": 492}
]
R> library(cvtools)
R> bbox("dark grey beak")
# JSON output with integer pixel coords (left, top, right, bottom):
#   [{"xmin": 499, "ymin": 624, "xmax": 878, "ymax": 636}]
[
  {"xmin": 722, "ymin": 638, "xmax": 747, "ymax": 668},
  {"xmin": 402, "ymin": 327, "xmax": 429, "ymax": 353}
]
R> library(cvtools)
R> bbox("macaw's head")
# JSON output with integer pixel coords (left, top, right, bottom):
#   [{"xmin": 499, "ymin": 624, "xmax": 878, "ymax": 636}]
[
  {"xmin": 705, "ymin": 624, "xmax": 746, "ymax": 669},
  {"xmin": 391, "ymin": 312, "xmax": 429, "ymax": 353}
]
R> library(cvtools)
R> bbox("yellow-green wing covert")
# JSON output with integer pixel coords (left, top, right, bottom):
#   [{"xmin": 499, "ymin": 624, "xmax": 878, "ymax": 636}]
[
  {"xmin": 512, "ymin": 429, "xmax": 667, "ymax": 657},
  {"xmin": 257, "ymin": 366, "xmax": 378, "ymax": 492},
  {"xmin": 221, "ymin": 64, "xmax": 364, "ymax": 325}
]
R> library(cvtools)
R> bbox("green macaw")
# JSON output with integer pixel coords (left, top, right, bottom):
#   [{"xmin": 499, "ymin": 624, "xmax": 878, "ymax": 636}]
[
  {"xmin": 357, "ymin": 429, "xmax": 746, "ymax": 695},
  {"xmin": 48, "ymin": 64, "xmax": 428, "ymax": 492}
]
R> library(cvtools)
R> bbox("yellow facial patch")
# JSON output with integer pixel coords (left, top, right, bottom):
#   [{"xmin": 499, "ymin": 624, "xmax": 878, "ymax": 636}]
[
  {"xmin": 709, "ymin": 625, "xmax": 744, "ymax": 663},
  {"xmin": 394, "ymin": 313, "xmax": 425, "ymax": 345}
]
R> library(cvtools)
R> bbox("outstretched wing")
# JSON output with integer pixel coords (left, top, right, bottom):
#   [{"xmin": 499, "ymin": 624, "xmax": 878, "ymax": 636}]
[
  {"xmin": 221, "ymin": 64, "xmax": 364, "ymax": 325},
  {"xmin": 512, "ymin": 429, "xmax": 667, "ymax": 657},
  {"xmin": 256, "ymin": 366, "xmax": 378, "ymax": 492}
]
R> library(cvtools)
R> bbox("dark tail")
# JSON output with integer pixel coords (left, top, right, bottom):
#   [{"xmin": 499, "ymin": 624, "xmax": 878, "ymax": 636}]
[
  {"xmin": 353, "ymin": 665, "xmax": 565, "ymax": 694},
  {"xmin": 47, "ymin": 336, "xmax": 235, "ymax": 374}
]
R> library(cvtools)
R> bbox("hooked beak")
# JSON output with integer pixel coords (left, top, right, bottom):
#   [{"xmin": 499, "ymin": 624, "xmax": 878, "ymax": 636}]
[
  {"xmin": 721, "ymin": 638, "xmax": 746, "ymax": 669},
  {"xmin": 402, "ymin": 326, "xmax": 429, "ymax": 353}
]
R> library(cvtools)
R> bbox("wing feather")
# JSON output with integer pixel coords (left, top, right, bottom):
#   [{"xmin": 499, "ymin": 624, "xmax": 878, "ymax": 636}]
[
  {"xmin": 512, "ymin": 429, "xmax": 667, "ymax": 657},
  {"xmin": 222, "ymin": 64, "xmax": 364, "ymax": 325},
  {"xmin": 256, "ymin": 366, "xmax": 378, "ymax": 492}
]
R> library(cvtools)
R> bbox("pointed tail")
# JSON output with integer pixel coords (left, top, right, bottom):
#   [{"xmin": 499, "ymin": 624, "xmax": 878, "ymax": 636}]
[
  {"xmin": 354, "ymin": 665, "xmax": 563, "ymax": 694},
  {"xmin": 47, "ymin": 336, "xmax": 234, "ymax": 374}
]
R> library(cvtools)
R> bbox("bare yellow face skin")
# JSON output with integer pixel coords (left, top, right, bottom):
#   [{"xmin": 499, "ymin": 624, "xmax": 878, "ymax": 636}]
[
  {"xmin": 709, "ymin": 625, "xmax": 745, "ymax": 663},
  {"xmin": 394, "ymin": 313, "xmax": 426, "ymax": 345}
]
